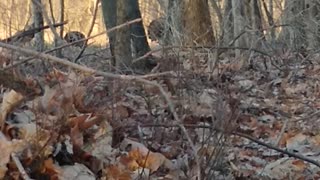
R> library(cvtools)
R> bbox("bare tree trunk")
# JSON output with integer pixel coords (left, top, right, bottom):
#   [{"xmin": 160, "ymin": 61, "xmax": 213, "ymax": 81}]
[
  {"xmin": 261, "ymin": 0, "xmax": 275, "ymax": 47},
  {"xmin": 101, "ymin": 0, "xmax": 116, "ymax": 66},
  {"xmin": 49, "ymin": 0, "xmax": 64, "ymax": 57},
  {"xmin": 222, "ymin": 0, "xmax": 233, "ymax": 46},
  {"xmin": 101, "ymin": 0, "xmax": 153, "ymax": 73},
  {"xmin": 269, "ymin": 0, "xmax": 275, "ymax": 44},
  {"xmin": 305, "ymin": 0, "xmax": 320, "ymax": 49},
  {"xmin": 249, "ymin": 0, "xmax": 264, "ymax": 48},
  {"xmin": 32, "ymin": 0, "xmax": 44, "ymax": 51},
  {"xmin": 232, "ymin": 0, "xmax": 245, "ymax": 57},
  {"xmin": 278, "ymin": 0, "xmax": 307, "ymax": 50},
  {"xmin": 228, "ymin": 0, "xmax": 264, "ymax": 57},
  {"xmin": 59, "ymin": 0, "xmax": 64, "ymax": 39},
  {"xmin": 209, "ymin": 0, "xmax": 223, "ymax": 38},
  {"xmin": 128, "ymin": 0, "xmax": 150, "ymax": 58},
  {"xmin": 164, "ymin": 0, "xmax": 184, "ymax": 45},
  {"xmin": 182, "ymin": 0, "xmax": 215, "ymax": 46},
  {"xmin": 114, "ymin": 0, "xmax": 132, "ymax": 71}
]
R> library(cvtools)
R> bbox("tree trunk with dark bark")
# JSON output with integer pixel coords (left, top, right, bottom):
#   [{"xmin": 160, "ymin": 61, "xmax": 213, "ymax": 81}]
[
  {"xmin": 101, "ymin": 0, "xmax": 152, "ymax": 73},
  {"xmin": 128, "ymin": 0, "xmax": 150, "ymax": 58},
  {"xmin": 101, "ymin": 0, "xmax": 117, "ymax": 66},
  {"xmin": 114, "ymin": 0, "xmax": 132, "ymax": 71}
]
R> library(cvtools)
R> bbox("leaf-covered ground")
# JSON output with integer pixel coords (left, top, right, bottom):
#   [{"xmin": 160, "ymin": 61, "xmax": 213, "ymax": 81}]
[{"xmin": 1, "ymin": 46, "xmax": 320, "ymax": 179}]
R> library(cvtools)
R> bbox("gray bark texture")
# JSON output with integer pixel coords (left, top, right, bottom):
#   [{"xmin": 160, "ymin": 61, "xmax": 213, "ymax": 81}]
[
  {"xmin": 278, "ymin": 0, "xmax": 307, "ymax": 50},
  {"xmin": 305, "ymin": 0, "xmax": 320, "ymax": 49},
  {"xmin": 32, "ymin": 0, "xmax": 44, "ymax": 52}
]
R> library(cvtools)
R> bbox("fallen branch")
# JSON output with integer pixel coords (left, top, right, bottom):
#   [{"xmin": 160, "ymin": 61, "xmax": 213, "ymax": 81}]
[
  {"xmin": 138, "ymin": 123, "xmax": 320, "ymax": 168},
  {"xmin": 233, "ymin": 131, "xmax": 320, "ymax": 168}
]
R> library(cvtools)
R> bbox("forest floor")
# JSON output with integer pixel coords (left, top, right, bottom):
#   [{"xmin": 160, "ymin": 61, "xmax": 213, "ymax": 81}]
[{"xmin": 1, "ymin": 43, "xmax": 320, "ymax": 179}]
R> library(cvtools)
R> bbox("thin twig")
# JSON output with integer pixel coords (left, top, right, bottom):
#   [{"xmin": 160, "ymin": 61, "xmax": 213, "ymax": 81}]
[
  {"xmin": 139, "ymin": 71, "xmax": 175, "ymax": 79},
  {"xmin": 275, "ymin": 117, "xmax": 289, "ymax": 146},
  {"xmin": 48, "ymin": 0, "xmax": 56, "ymax": 24},
  {"xmin": 233, "ymin": 131, "xmax": 320, "ymax": 167}
]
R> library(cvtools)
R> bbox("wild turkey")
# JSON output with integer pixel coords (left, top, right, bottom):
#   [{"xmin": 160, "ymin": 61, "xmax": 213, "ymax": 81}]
[
  {"xmin": 147, "ymin": 17, "xmax": 165, "ymax": 42},
  {"xmin": 63, "ymin": 31, "xmax": 86, "ymax": 48}
]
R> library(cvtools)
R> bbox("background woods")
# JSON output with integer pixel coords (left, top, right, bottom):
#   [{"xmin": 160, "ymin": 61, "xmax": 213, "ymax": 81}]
[
  {"xmin": 1, "ymin": 0, "xmax": 318, "ymax": 57},
  {"xmin": 0, "ymin": 0, "xmax": 163, "ymax": 46},
  {"xmin": 2, "ymin": 0, "xmax": 320, "ymax": 179}
]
